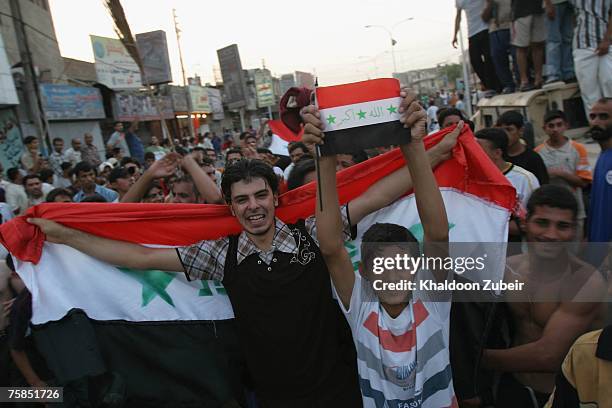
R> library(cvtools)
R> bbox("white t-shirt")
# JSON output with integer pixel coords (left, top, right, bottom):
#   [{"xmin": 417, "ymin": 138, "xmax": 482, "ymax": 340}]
[
  {"xmin": 108, "ymin": 131, "xmax": 131, "ymax": 157},
  {"xmin": 335, "ymin": 271, "xmax": 455, "ymax": 408},
  {"xmin": 427, "ymin": 106, "xmax": 440, "ymax": 133},
  {"xmin": 456, "ymin": 0, "xmax": 489, "ymax": 38},
  {"xmin": 504, "ymin": 163, "xmax": 540, "ymax": 212}
]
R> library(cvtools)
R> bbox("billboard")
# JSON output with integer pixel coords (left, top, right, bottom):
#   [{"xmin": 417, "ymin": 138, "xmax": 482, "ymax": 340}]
[
  {"xmin": 217, "ymin": 44, "xmax": 247, "ymax": 110},
  {"xmin": 114, "ymin": 93, "xmax": 174, "ymax": 121},
  {"xmin": 40, "ymin": 84, "xmax": 105, "ymax": 120},
  {"xmin": 254, "ymin": 69, "xmax": 275, "ymax": 108},
  {"xmin": 167, "ymin": 86, "xmax": 189, "ymax": 112},
  {"xmin": 0, "ymin": 110, "xmax": 23, "ymax": 171},
  {"xmin": 135, "ymin": 30, "xmax": 172, "ymax": 85},
  {"xmin": 279, "ymin": 73, "xmax": 295, "ymax": 97},
  {"xmin": 189, "ymin": 85, "xmax": 211, "ymax": 113},
  {"xmin": 295, "ymin": 71, "xmax": 315, "ymax": 89},
  {"xmin": 206, "ymin": 88, "xmax": 224, "ymax": 120},
  {"xmin": 90, "ymin": 35, "xmax": 142, "ymax": 89},
  {"xmin": 0, "ymin": 34, "xmax": 18, "ymax": 105}
]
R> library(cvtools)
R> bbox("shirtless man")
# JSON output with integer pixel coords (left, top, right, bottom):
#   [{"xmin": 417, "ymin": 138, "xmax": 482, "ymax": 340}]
[{"xmin": 483, "ymin": 185, "xmax": 605, "ymax": 407}]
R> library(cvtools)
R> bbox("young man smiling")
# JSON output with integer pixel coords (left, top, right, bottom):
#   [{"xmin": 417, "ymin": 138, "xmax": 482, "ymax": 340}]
[{"xmin": 27, "ymin": 91, "xmax": 458, "ymax": 406}]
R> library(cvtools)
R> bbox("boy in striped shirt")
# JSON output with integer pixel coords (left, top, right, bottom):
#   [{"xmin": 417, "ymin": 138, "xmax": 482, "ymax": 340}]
[
  {"xmin": 535, "ymin": 110, "xmax": 592, "ymax": 240},
  {"xmin": 302, "ymin": 93, "xmax": 457, "ymax": 408}
]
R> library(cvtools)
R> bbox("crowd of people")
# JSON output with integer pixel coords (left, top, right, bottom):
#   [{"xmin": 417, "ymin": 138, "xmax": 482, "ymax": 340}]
[
  {"xmin": 0, "ymin": 87, "xmax": 610, "ymax": 407},
  {"xmin": 453, "ymin": 0, "xmax": 610, "ymax": 116}
]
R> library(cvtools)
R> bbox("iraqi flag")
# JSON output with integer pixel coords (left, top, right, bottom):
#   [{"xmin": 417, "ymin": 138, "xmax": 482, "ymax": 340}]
[
  {"xmin": 0, "ymin": 125, "xmax": 515, "ymax": 403},
  {"xmin": 267, "ymin": 119, "xmax": 303, "ymax": 157},
  {"xmin": 316, "ymin": 78, "xmax": 406, "ymax": 155}
]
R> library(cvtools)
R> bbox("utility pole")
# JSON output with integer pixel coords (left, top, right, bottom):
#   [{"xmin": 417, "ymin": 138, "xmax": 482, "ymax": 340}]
[
  {"xmin": 458, "ymin": 26, "xmax": 473, "ymax": 118},
  {"xmin": 173, "ymin": 8, "xmax": 187, "ymax": 86},
  {"xmin": 9, "ymin": 0, "xmax": 50, "ymax": 152},
  {"xmin": 173, "ymin": 8, "xmax": 194, "ymax": 139}
]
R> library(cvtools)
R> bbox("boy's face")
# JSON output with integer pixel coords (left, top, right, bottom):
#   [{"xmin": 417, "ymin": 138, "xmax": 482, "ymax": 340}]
[
  {"xmin": 544, "ymin": 118, "xmax": 567, "ymax": 140},
  {"xmin": 499, "ymin": 124, "xmax": 521, "ymax": 147},
  {"xmin": 524, "ymin": 205, "xmax": 576, "ymax": 258},
  {"xmin": 361, "ymin": 246, "xmax": 415, "ymax": 305}
]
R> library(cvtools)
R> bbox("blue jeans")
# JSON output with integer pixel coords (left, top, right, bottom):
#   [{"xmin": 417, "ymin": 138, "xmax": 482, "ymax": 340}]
[
  {"xmin": 545, "ymin": 2, "xmax": 575, "ymax": 80},
  {"xmin": 489, "ymin": 29, "xmax": 517, "ymax": 90}
]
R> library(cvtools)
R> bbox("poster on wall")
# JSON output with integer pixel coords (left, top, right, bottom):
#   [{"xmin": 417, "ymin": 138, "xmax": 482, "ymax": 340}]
[
  {"xmin": 135, "ymin": 30, "xmax": 172, "ymax": 85},
  {"xmin": 90, "ymin": 35, "xmax": 142, "ymax": 89},
  {"xmin": 114, "ymin": 93, "xmax": 174, "ymax": 122},
  {"xmin": 206, "ymin": 88, "xmax": 224, "ymax": 121},
  {"xmin": 0, "ymin": 110, "xmax": 24, "ymax": 170},
  {"xmin": 40, "ymin": 84, "xmax": 105, "ymax": 120},
  {"xmin": 189, "ymin": 86, "xmax": 211, "ymax": 113}
]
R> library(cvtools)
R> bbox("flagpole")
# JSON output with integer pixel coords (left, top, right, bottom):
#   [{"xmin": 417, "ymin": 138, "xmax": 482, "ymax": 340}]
[{"xmin": 313, "ymin": 78, "xmax": 324, "ymax": 211}]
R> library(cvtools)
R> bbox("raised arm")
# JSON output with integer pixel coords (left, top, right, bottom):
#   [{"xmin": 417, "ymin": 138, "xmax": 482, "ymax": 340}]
[
  {"xmin": 452, "ymin": 7, "xmax": 462, "ymax": 48},
  {"xmin": 181, "ymin": 154, "xmax": 224, "ymax": 204},
  {"xmin": 302, "ymin": 110, "xmax": 355, "ymax": 308},
  {"xmin": 121, "ymin": 153, "xmax": 180, "ymax": 203},
  {"xmin": 26, "ymin": 218, "xmax": 182, "ymax": 272}
]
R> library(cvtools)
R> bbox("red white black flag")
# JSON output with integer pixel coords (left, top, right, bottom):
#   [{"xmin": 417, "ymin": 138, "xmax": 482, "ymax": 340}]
[{"xmin": 316, "ymin": 78, "xmax": 406, "ymax": 155}]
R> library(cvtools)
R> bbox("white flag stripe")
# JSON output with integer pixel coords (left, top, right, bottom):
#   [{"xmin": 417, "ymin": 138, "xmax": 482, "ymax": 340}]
[
  {"xmin": 16, "ymin": 243, "xmax": 234, "ymax": 325},
  {"xmin": 320, "ymin": 97, "xmax": 402, "ymax": 132},
  {"xmin": 268, "ymin": 134, "xmax": 291, "ymax": 156}
]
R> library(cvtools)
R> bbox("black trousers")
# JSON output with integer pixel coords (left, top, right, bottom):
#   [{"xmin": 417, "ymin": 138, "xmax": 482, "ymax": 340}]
[
  {"xmin": 469, "ymin": 30, "xmax": 501, "ymax": 92},
  {"xmin": 496, "ymin": 373, "xmax": 550, "ymax": 408}
]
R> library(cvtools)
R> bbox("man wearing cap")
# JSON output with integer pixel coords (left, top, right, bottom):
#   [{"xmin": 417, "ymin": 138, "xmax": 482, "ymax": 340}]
[{"xmin": 108, "ymin": 167, "xmax": 135, "ymax": 201}]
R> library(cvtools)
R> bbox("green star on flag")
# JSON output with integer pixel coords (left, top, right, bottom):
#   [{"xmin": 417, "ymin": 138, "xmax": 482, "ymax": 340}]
[
  {"xmin": 327, "ymin": 115, "xmax": 336, "ymax": 125},
  {"xmin": 118, "ymin": 267, "xmax": 176, "ymax": 307},
  {"xmin": 387, "ymin": 105, "xmax": 398, "ymax": 114},
  {"xmin": 357, "ymin": 110, "xmax": 366, "ymax": 119}
]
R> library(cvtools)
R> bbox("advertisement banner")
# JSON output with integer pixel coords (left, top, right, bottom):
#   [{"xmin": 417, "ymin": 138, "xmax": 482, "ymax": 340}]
[
  {"xmin": 206, "ymin": 88, "xmax": 224, "ymax": 121},
  {"xmin": 189, "ymin": 86, "xmax": 211, "ymax": 113},
  {"xmin": 90, "ymin": 35, "xmax": 142, "ymax": 89},
  {"xmin": 40, "ymin": 84, "xmax": 105, "ymax": 120},
  {"xmin": 114, "ymin": 93, "xmax": 174, "ymax": 122},
  {"xmin": 0, "ymin": 34, "xmax": 18, "ymax": 105},
  {"xmin": 217, "ymin": 44, "xmax": 247, "ymax": 110},
  {"xmin": 254, "ymin": 70, "xmax": 275, "ymax": 108},
  {"xmin": 0, "ymin": 109, "xmax": 23, "ymax": 171},
  {"xmin": 135, "ymin": 30, "xmax": 172, "ymax": 85},
  {"xmin": 167, "ymin": 86, "xmax": 189, "ymax": 112}
]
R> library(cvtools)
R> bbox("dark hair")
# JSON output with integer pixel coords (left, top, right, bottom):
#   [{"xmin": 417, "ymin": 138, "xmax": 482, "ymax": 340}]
[
  {"xmin": 458, "ymin": 94, "xmax": 464, "ymax": 100},
  {"xmin": 350, "ymin": 150, "xmax": 369, "ymax": 164},
  {"xmin": 39, "ymin": 168, "xmax": 54, "ymax": 184},
  {"xmin": 204, "ymin": 147, "xmax": 216, "ymax": 154},
  {"xmin": 108, "ymin": 167, "xmax": 130, "ymax": 183},
  {"xmin": 201, "ymin": 156, "xmax": 215, "ymax": 167},
  {"xmin": 23, "ymin": 136, "xmax": 37, "ymax": 145},
  {"xmin": 221, "ymin": 159, "xmax": 278, "ymax": 203},
  {"xmin": 287, "ymin": 158, "xmax": 316, "ymax": 190},
  {"xmin": 543, "ymin": 109, "xmax": 568, "ymax": 124},
  {"xmin": 5, "ymin": 254, "xmax": 15, "ymax": 272},
  {"xmin": 288, "ymin": 142, "xmax": 307, "ymax": 155},
  {"xmin": 475, "ymin": 128, "xmax": 509, "ymax": 157},
  {"xmin": 437, "ymin": 108, "xmax": 464, "ymax": 128},
  {"xmin": 7, "ymin": 167, "xmax": 20, "ymax": 182},
  {"xmin": 46, "ymin": 188, "xmax": 73, "ymax": 203},
  {"xmin": 360, "ymin": 223, "xmax": 420, "ymax": 271},
  {"xmin": 120, "ymin": 157, "xmax": 140, "ymax": 167},
  {"xmin": 60, "ymin": 162, "xmax": 72, "ymax": 171},
  {"xmin": 239, "ymin": 132, "xmax": 251, "ymax": 140},
  {"xmin": 114, "ymin": 121, "xmax": 122, "ymax": 127},
  {"xmin": 80, "ymin": 194, "xmax": 107, "ymax": 203},
  {"xmin": 243, "ymin": 134, "xmax": 257, "ymax": 143},
  {"xmin": 226, "ymin": 148, "xmax": 243, "ymax": 161},
  {"xmin": 144, "ymin": 152, "xmax": 155, "ymax": 161},
  {"xmin": 22, "ymin": 174, "xmax": 41, "ymax": 187},
  {"xmin": 526, "ymin": 185, "xmax": 578, "ymax": 220},
  {"xmin": 257, "ymin": 148, "xmax": 272, "ymax": 155},
  {"xmin": 52, "ymin": 137, "xmax": 63, "ymax": 144},
  {"xmin": 73, "ymin": 161, "xmax": 96, "ymax": 177},
  {"xmin": 193, "ymin": 146, "xmax": 205, "ymax": 153},
  {"xmin": 497, "ymin": 111, "xmax": 524, "ymax": 129}
]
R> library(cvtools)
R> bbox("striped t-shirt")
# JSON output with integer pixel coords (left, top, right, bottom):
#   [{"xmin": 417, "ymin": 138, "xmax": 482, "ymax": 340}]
[
  {"xmin": 336, "ymin": 272, "xmax": 456, "ymax": 408},
  {"xmin": 535, "ymin": 139, "xmax": 592, "ymax": 219},
  {"xmin": 570, "ymin": 0, "xmax": 611, "ymax": 49}
]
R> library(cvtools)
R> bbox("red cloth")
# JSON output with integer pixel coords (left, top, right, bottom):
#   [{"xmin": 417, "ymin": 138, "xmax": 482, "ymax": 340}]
[
  {"xmin": 0, "ymin": 126, "xmax": 515, "ymax": 264},
  {"xmin": 279, "ymin": 87, "xmax": 313, "ymax": 134}
]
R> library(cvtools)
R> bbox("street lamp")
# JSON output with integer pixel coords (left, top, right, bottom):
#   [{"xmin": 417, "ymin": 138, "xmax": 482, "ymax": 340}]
[{"xmin": 365, "ymin": 17, "xmax": 414, "ymax": 74}]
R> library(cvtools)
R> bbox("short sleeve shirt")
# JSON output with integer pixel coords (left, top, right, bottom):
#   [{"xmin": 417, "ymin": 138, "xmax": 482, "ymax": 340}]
[
  {"xmin": 535, "ymin": 139, "xmax": 592, "ymax": 219},
  {"xmin": 333, "ymin": 271, "xmax": 454, "ymax": 407},
  {"xmin": 177, "ymin": 205, "xmax": 354, "ymax": 281}
]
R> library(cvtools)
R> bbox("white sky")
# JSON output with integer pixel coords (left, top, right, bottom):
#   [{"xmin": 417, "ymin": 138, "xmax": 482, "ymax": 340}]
[{"xmin": 49, "ymin": 0, "xmax": 466, "ymax": 86}]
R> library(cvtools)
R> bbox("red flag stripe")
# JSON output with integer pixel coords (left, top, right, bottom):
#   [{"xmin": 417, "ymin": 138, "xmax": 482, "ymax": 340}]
[
  {"xmin": 316, "ymin": 78, "xmax": 400, "ymax": 109},
  {"xmin": 267, "ymin": 119, "xmax": 303, "ymax": 143},
  {"xmin": 0, "ymin": 126, "xmax": 516, "ymax": 264}
]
